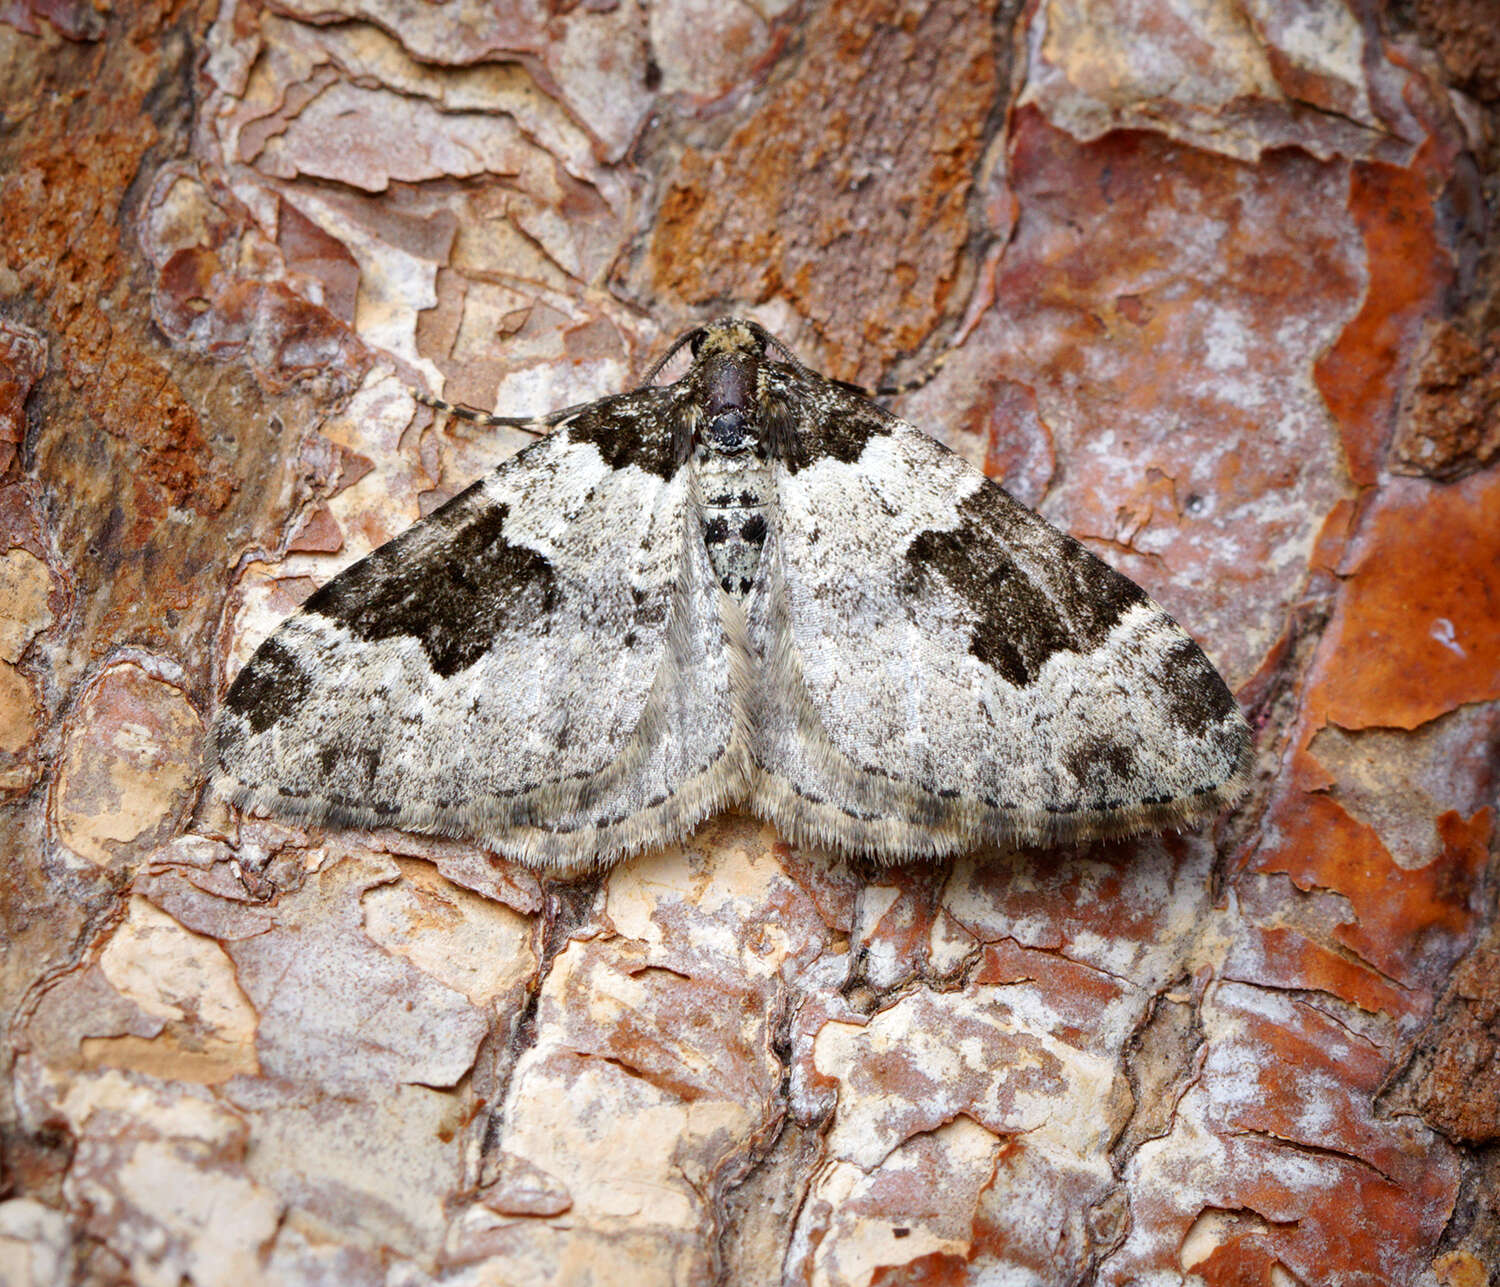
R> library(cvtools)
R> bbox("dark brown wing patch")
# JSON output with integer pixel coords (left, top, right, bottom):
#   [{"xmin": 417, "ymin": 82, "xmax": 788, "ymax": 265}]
[
  {"xmin": 903, "ymin": 481, "xmax": 1150, "ymax": 685},
  {"xmin": 566, "ymin": 389, "xmax": 688, "ymax": 479},
  {"xmin": 304, "ymin": 484, "xmax": 558, "ymax": 678}
]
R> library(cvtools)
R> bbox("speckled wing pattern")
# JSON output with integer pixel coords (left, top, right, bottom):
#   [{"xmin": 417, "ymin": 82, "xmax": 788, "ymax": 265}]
[
  {"xmin": 743, "ymin": 366, "xmax": 1252, "ymax": 856},
  {"xmin": 213, "ymin": 388, "xmax": 750, "ymax": 870},
  {"xmin": 212, "ymin": 318, "xmax": 1252, "ymax": 869}
]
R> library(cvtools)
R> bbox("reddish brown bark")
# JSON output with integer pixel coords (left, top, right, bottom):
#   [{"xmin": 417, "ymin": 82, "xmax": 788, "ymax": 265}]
[{"xmin": 0, "ymin": 0, "xmax": 1496, "ymax": 1282}]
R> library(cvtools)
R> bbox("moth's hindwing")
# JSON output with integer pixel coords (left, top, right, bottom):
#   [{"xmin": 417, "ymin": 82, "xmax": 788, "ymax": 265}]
[
  {"xmin": 749, "ymin": 379, "xmax": 1252, "ymax": 858},
  {"xmin": 211, "ymin": 389, "xmax": 749, "ymax": 870}
]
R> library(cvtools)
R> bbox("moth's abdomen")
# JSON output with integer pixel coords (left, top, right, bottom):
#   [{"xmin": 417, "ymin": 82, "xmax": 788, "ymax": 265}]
[
  {"xmin": 687, "ymin": 341, "xmax": 776, "ymax": 601},
  {"xmin": 702, "ymin": 504, "xmax": 768, "ymax": 599}
]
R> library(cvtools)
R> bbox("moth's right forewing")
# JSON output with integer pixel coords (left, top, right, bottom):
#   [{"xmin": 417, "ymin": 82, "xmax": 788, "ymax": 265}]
[{"xmin": 751, "ymin": 387, "xmax": 1251, "ymax": 858}]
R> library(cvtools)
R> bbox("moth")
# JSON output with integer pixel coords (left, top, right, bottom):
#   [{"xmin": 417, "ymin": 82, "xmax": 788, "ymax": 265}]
[{"xmin": 212, "ymin": 318, "xmax": 1252, "ymax": 871}]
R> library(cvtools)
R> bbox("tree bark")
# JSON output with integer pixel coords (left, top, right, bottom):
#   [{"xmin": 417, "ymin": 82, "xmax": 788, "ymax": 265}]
[{"xmin": 0, "ymin": 0, "xmax": 1497, "ymax": 1283}]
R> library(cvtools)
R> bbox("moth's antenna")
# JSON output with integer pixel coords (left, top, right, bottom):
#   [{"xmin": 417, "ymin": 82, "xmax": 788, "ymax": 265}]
[
  {"xmin": 641, "ymin": 326, "xmax": 707, "ymax": 386},
  {"xmin": 414, "ymin": 390, "xmax": 591, "ymax": 438},
  {"xmin": 873, "ymin": 349, "xmax": 951, "ymax": 398},
  {"xmin": 414, "ymin": 323, "xmax": 709, "ymax": 435},
  {"xmin": 744, "ymin": 318, "xmax": 950, "ymax": 400}
]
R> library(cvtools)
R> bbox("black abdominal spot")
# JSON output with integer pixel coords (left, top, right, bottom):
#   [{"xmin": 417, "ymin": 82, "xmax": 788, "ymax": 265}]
[
  {"xmin": 305, "ymin": 492, "xmax": 558, "ymax": 678},
  {"xmin": 223, "ymin": 636, "xmax": 315, "ymax": 734},
  {"xmin": 906, "ymin": 522, "xmax": 1075, "ymax": 686},
  {"xmin": 738, "ymin": 577, "xmax": 752, "ymax": 594},
  {"xmin": 566, "ymin": 392, "xmax": 687, "ymax": 479},
  {"xmin": 740, "ymin": 513, "xmax": 767, "ymax": 543},
  {"xmin": 704, "ymin": 515, "xmax": 731, "ymax": 545},
  {"xmin": 1156, "ymin": 636, "xmax": 1239, "ymax": 737}
]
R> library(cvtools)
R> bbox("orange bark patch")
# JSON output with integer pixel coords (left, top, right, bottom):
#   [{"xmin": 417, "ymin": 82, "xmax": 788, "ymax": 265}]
[
  {"xmin": 1311, "ymin": 470, "xmax": 1500, "ymax": 731},
  {"xmin": 974, "ymin": 940, "xmax": 1128, "ymax": 1046},
  {"xmin": 1118, "ymin": 983, "xmax": 1461, "ymax": 1281},
  {"xmin": 1313, "ymin": 152, "xmax": 1453, "ymax": 486},
  {"xmin": 1391, "ymin": 321, "xmax": 1500, "ymax": 480},
  {"xmin": 1225, "ymin": 923, "xmax": 1413, "ymax": 1020},
  {"xmin": 2, "ymin": 120, "xmax": 235, "ymax": 518},
  {"xmin": 650, "ymin": 0, "xmax": 997, "ymax": 381},
  {"xmin": 1251, "ymin": 792, "xmax": 1489, "ymax": 990}
]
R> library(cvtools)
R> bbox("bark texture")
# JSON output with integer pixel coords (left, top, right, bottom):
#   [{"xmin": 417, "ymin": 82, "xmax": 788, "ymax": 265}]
[{"xmin": 0, "ymin": 0, "xmax": 1497, "ymax": 1283}]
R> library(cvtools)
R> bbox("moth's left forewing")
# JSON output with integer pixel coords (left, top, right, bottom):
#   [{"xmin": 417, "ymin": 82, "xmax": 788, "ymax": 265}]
[
  {"xmin": 212, "ymin": 389, "xmax": 749, "ymax": 870},
  {"xmin": 754, "ymin": 380, "xmax": 1252, "ymax": 858}
]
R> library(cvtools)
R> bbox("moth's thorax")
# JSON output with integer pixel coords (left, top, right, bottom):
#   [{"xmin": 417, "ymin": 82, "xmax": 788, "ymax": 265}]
[
  {"xmin": 695, "ymin": 348, "xmax": 761, "ymax": 452},
  {"xmin": 685, "ymin": 343, "xmax": 775, "ymax": 600}
]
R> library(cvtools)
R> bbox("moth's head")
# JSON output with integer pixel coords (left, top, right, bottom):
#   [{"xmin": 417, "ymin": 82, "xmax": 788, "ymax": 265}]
[
  {"xmin": 646, "ymin": 318, "xmax": 803, "ymax": 463},
  {"xmin": 688, "ymin": 318, "xmax": 766, "ymax": 362}
]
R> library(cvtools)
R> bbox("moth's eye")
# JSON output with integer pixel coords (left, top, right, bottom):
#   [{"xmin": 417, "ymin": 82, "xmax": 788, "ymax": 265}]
[{"xmin": 689, "ymin": 330, "xmax": 706, "ymax": 358}]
